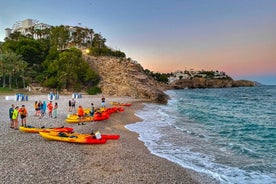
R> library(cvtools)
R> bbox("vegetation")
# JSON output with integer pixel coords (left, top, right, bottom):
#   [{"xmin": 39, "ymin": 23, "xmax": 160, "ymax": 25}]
[
  {"xmin": 88, "ymin": 47, "xmax": 125, "ymax": 57},
  {"xmin": 87, "ymin": 86, "xmax": 102, "ymax": 95},
  {"xmin": 0, "ymin": 87, "xmax": 12, "ymax": 93},
  {"xmin": 0, "ymin": 25, "xmax": 125, "ymax": 93},
  {"xmin": 144, "ymin": 69, "xmax": 169, "ymax": 83}
]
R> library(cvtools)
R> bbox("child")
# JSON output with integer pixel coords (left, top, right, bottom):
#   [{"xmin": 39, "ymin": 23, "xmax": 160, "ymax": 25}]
[
  {"xmin": 12, "ymin": 106, "xmax": 19, "ymax": 130},
  {"xmin": 9, "ymin": 104, "xmax": 14, "ymax": 128},
  {"xmin": 47, "ymin": 101, "xmax": 53, "ymax": 118},
  {"xmin": 19, "ymin": 105, "xmax": 28, "ymax": 127},
  {"xmin": 53, "ymin": 102, "xmax": 58, "ymax": 118}
]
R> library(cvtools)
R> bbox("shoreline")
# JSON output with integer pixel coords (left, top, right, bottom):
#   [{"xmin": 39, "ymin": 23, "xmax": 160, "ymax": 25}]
[{"xmin": 0, "ymin": 94, "xmax": 216, "ymax": 183}]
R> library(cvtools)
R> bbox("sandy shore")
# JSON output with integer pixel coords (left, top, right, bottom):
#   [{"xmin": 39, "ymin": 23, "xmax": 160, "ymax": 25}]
[{"xmin": 0, "ymin": 94, "xmax": 217, "ymax": 184}]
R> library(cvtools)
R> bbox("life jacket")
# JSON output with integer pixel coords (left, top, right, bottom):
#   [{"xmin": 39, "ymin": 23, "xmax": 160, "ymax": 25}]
[
  {"xmin": 78, "ymin": 108, "xmax": 84, "ymax": 116},
  {"xmin": 19, "ymin": 108, "xmax": 27, "ymax": 115},
  {"xmin": 12, "ymin": 109, "xmax": 19, "ymax": 119}
]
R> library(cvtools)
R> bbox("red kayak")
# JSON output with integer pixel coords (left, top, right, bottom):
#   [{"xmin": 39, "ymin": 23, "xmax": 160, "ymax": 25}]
[{"xmin": 39, "ymin": 131, "xmax": 120, "ymax": 144}]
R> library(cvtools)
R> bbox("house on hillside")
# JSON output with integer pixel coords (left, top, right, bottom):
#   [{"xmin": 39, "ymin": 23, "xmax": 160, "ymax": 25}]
[{"xmin": 5, "ymin": 19, "xmax": 51, "ymax": 39}]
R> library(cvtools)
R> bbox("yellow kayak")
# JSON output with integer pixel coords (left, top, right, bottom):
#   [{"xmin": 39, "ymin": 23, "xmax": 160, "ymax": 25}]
[
  {"xmin": 19, "ymin": 126, "xmax": 74, "ymax": 133},
  {"xmin": 65, "ymin": 116, "xmax": 94, "ymax": 123},
  {"xmin": 39, "ymin": 131, "xmax": 107, "ymax": 144}
]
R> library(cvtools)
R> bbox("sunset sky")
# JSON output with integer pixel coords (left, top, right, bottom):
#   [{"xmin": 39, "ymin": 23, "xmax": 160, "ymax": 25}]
[{"xmin": 0, "ymin": 0, "xmax": 275, "ymax": 84}]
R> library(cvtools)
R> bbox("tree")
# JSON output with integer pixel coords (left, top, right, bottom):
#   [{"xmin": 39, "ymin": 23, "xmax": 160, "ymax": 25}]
[
  {"xmin": 87, "ymin": 28, "xmax": 94, "ymax": 47},
  {"xmin": 43, "ymin": 48, "xmax": 99, "ymax": 90},
  {"xmin": 0, "ymin": 51, "xmax": 27, "ymax": 89},
  {"xmin": 49, "ymin": 25, "xmax": 70, "ymax": 50},
  {"xmin": 5, "ymin": 31, "xmax": 26, "ymax": 41},
  {"xmin": 92, "ymin": 33, "xmax": 106, "ymax": 48}
]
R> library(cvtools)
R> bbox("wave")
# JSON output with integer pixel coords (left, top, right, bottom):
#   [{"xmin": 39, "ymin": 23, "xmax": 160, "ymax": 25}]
[{"xmin": 126, "ymin": 87, "xmax": 276, "ymax": 184}]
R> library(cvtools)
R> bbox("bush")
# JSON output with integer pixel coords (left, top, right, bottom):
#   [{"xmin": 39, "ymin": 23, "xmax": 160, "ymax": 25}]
[
  {"xmin": 87, "ymin": 86, "xmax": 102, "ymax": 95},
  {"xmin": 0, "ymin": 87, "xmax": 12, "ymax": 92}
]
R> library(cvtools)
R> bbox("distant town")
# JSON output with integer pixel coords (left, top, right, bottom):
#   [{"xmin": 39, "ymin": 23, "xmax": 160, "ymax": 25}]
[{"xmin": 168, "ymin": 70, "xmax": 231, "ymax": 83}]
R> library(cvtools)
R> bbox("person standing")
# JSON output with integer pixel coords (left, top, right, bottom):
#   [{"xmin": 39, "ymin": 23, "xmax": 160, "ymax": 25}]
[
  {"xmin": 34, "ymin": 101, "xmax": 39, "ymax": 116},
  {"xmin": 39, "ymin": 101, "xmax": 46, "ymax": 119},
  {"xmin": 12, "ymin": 106, "xmax": 19, "ymax": 130},
  {"xmin": 77, "ymin": 105, "xmax": 85, "ymax": 125},
  {"xmin": 47, "ymin": 101, "xmax": 53, "ymax": 118},
  {"xmin": 71, "ymin": 99, "xmax": 76, "ymax": 112},
  {"xmin": 53, "ymin": 102, "xmax": 58, "ymax": 118},
  {"xmin": 19, "ymin": 105, "xmax": 28, "ymax": 127},
  {"xmin": 90, "ymin": 103, "xmax": 95, "ymax": 116},
  {"xmin": 101, "ymin": 96, "xmax": 105, "ymax": 108},
  {"xmin": 9, "ymin": 104, "xmax": 15, "ymax": 128},
  {"xmin": 68, "ymin": 99, "xmax": 72, "ymax": 112}
]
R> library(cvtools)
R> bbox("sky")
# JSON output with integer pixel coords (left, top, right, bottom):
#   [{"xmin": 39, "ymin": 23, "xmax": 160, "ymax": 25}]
[{"xmin": 0, "ymin": 0, "xmax": 275, "ymax": 85}]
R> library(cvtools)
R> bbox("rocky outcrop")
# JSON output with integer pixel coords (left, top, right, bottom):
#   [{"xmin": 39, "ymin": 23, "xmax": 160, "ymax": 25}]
[
  {"xmin": 232, "ymin": 80, "xmax": 256, "ymax": 87},
  {"xmin": 84, "ymin": 56, "xmax": 169, "ymax": 104},
  {"xmin": 171, "ymin": 78, "xmax": 255, "ymax": 89}
]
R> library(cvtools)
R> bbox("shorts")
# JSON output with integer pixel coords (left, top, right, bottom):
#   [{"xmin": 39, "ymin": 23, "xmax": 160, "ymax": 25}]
[{"xmin": 21, "ymin": 115, "xmax": 26, "ymax": 119}]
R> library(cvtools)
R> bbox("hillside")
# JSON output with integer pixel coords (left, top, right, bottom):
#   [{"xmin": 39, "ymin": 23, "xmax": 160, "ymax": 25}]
[{"xmin": 84, "ymin": 55, "xmax": 170, "ymax": 104}]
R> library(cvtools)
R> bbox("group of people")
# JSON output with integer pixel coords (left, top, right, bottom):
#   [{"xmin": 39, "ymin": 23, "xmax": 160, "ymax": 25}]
[
  {"xmin": 76, "ymin": 96, "xmax": 106, "ymax": 125},
  {"xmin": 9, "ymin": 100, "xmax": 59, "ymax": 130},
  {"xmin": 34, "ymin": 100, "xmax": 58, "ymax": 119},
  {"xmin": 9, "ymin": 96, "xmax": 106, "ymax": 128},
  {"xmin": 9, "ymin": 104, "xmax": 28, "ymax": 129},
  {"xmin": 76, "ymin": 103, "xmax": 95, "ymax": 125},
  {"xmin": 68, "ymin": 99, "xmax": 76, "ymax": 112}
]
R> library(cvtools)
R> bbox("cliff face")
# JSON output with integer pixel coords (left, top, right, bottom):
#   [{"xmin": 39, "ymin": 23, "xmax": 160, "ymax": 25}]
[
  {"xmin": 171, "ymin": 78, "xmax": 255, "ymax": 89},
  {"xmin": 84, "ymin": 56, "xmax": 169, "ymax": 104}
]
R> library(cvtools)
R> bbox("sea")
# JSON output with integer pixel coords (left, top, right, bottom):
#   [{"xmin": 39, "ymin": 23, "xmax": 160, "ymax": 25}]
[{"xmin": 125, "ymin": 86, "xmax": 276, "ymax": 184}]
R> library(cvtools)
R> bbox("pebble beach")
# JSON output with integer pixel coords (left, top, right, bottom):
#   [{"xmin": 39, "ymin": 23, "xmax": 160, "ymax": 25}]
[{"xmin": 0, "ymin": 94, "xmax": 213, "ymax": 184}]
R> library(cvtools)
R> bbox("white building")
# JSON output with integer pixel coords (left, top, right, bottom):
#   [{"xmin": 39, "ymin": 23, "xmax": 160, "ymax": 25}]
[{"xmin": 5, "ymin": 19, "xmax": 51, "ymax": 39}]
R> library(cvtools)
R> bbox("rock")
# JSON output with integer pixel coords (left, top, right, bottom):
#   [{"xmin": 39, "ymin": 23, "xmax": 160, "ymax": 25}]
[
  {"xmin": 84, "ymin": 56, "xmax": 169, "ymax": 104},
  {"xmin": 232, "ymin": 80, "xmax": 255, "ymax": 87},
  {"xmin": 171, "ymin": 78, "xmax": 255, "ymax": 89}
]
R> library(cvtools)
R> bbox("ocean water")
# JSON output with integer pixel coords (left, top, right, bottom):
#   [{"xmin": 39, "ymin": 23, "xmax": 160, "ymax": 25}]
[{"xmin": 126, "ymin": 86, "xmax": 276, "ymax": 184}]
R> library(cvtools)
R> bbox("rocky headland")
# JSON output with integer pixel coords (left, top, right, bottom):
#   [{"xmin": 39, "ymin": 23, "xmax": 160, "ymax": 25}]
[
  {"xmin": 171, "ymin": 78, "xmax": 255, "ymax": 89},
  {"xmin": 84, "ymin": 55, "xmax": 255, "ymax": 103},
  {"xmin": 84, "ymin": 55, "xmax": 170, "ymax": 104}
]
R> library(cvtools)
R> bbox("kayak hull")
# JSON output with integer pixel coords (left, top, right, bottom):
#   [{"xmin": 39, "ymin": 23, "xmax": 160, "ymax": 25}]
[
  {"xmin": 65, "ymin": 114, "xmax": 110, "ymax": 123},
  {"xmin": 19, "ymin": 126, "xmax": 74, "ymax": 133},
  {"xmin": 39, "ymin": 131, "xmax": 107, "ymax": 144}
]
